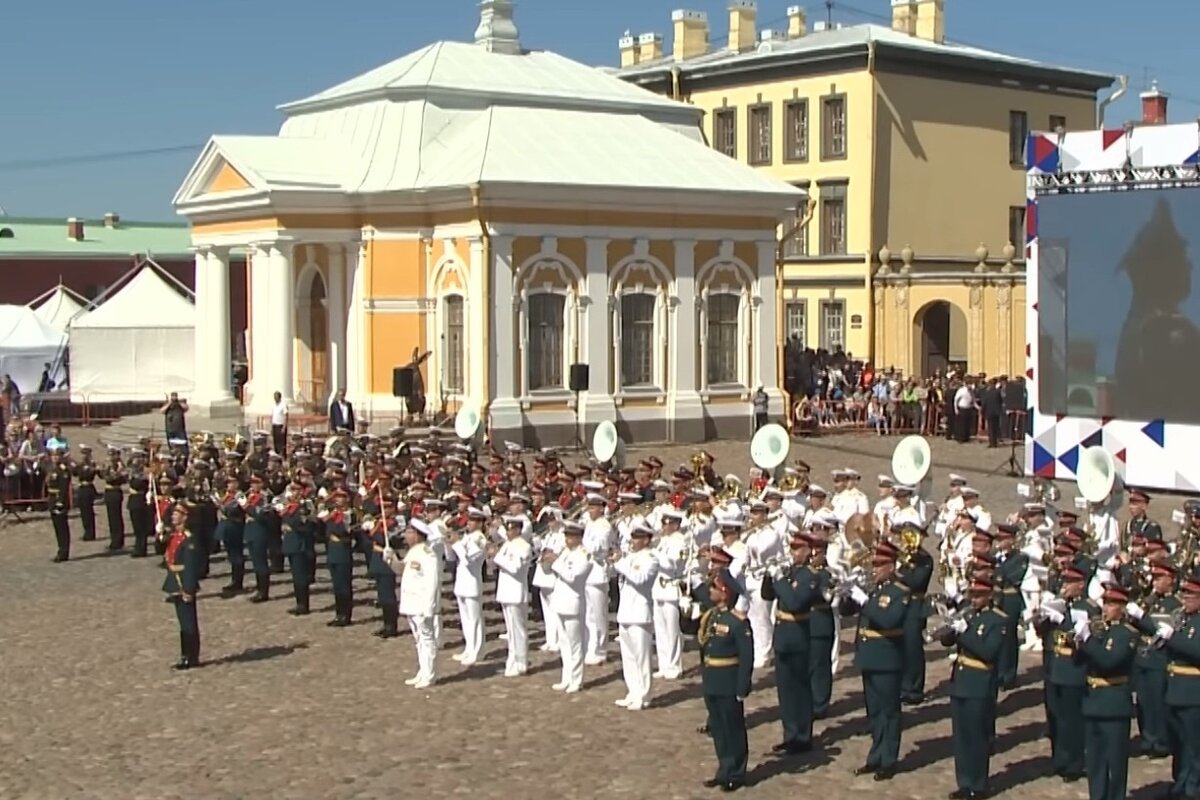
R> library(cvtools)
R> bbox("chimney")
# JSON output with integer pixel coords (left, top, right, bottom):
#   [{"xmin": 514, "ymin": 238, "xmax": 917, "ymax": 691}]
[
  {"xmin": 104, "ymin": 212, "xmax": 120, "ymax": 228},
  {"xmin": 1141, "ymin": 80, "xmax": 1168, "ymax": 125},
  {"xmin": 67, "ymin": 218, "xmax": 84, "ymax": 241},
  {"xmin": 637, "ymin": 31, "xmax": 664, "ymax": 62},
  {"xmin": 474, "ymin": 0, "xmax": 521, "ymax": 55},
  {"xmin": 891, "ymin": 0, "xmax": 917, "ymax": 36},
  {"xmin": 914, "ymin": 0, "xmax": 945, "ymax": 44},
  {"xmin": 787, "ymin": 5, "xmax": 807, "ymax": 38},
  {"xmin": 619, "ymin": 31, "xmax": 640, "ymax": 67},
  {"xmin": 728, "ymin": 0, "xmax": 757, "ymax": 54},
  {"xmin": 671, "ymin": 9, "xmax": 709, "ymax": 61}
]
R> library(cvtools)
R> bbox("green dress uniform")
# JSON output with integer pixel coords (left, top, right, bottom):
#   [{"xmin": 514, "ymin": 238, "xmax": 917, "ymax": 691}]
[
  {"xmin": 1132, "ymin": 590, "xmax": 1180, "ymax": 758},
  {"xmin": 280, "ymin": 500, "xmax": 313, "ymax": 615},
  {"xmin": 1078, "ymin": 617, "xmax": 1137, "ymax": 800},
  {"xmin": 72, "ymin": 459, "xmax": 98, "ymax": 541},
  {"xmin": 766, "ymin": 563, "xmax": 817, "ymax": 751},
  {"xmin": 1127, "ymin": 515, "xmax": 1163, "ymax": 543},
  {"xmin": 324, "ymin": 508, "xmax": 355, "ymax": 626},
  {"xmin": 266, "ymin": 471, "xmax": 288, "ymax": 573},
  {"xmin": 1163, "ymin": 607, "xmax": 1200, "ymax": 799},
  {"xmin": 809, "ymin": 566, "xmax": 836, "ymax": 717},
  {"xmin": 367, "ymin": 521, "xmax": 402, "ymax": 637},
  {"xmin": 216, "ymin": 491, "xmax": 247, "ymax": 596},
  {"xmin": 127, "ymin": 469, "xmax": 152, "ymax": 557},
  {"xmin": 852, "ymin": 576, "xmax": 910, "ymax": 777},
  {"xmin": 994, "ymin": 549, "xmax": 1029, "ymax": 689},
  {"xmin": 1040, "ymin": 596, "xmax": 1093, "ymax": 780},
  {"xmin": 101, "ymin": 458, "xmax": 127, "ymax": 550},
  {"xmin": 896, "ymin": 547, "xmax": 934, "ymax": 704},
  {"xmin": 243, "ymin": 490, "xmax": 273, "ymax": 602},
  {"xmin": 943, "ymin": 602, "xmax": 1006, "ymax": 798},
  {"xmin": 698, "ymin": 602, "xmax": 754, "ymax": 789},
  {"xmin": 46, "ymin": 461, "xmax": 73, "ymax": 562},
  {"xmin": 163, "ymin": 527, "xmax": 203, "ymax": 668}
]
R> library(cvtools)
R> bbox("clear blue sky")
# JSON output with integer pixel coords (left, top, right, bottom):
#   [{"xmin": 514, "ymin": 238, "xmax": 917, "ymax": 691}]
[{"xmin": 1, "ymin": 0, "xmax": 1196, "ymax": 222}]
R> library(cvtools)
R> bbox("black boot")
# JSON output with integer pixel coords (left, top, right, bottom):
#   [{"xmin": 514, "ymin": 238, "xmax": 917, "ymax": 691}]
[
  {"xmin": 374, "ymin": 605, "xmax": 399, "ymax": 638},
  {"xmin": 173, "ymin": 633, "xmax": 191, "ymax": 670},
  {"xmin": 188, "ymin": 632, "xmax": 201, "ymax": 667},
  {"xmin": 290, "ymin": 584, "xmax": 310, "ymax": 616},
  {"xmin": 250, "ymin": 573, "xmax": 270, "ymax": 603},
  {"xmin": 327, "ymin": 594, "xmax": 351, "ymax": 627}
]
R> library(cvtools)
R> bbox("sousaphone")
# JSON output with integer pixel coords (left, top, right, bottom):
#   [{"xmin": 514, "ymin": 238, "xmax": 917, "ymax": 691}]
[
  {"xmin": 750, "ymin": 423, "xmax": 791, "ymax": 477},
  {"xmin": 892, "ymin": 435, "xmax": 934, "ymax": 498},
  {"xmin": 454, "ymin": 405, "xmax": 483, "ymax": 447},
  {"xmin": 1077, "ymin": 445, "xmax": 1119, "ymax": 506},
  {"xmin": 592, "ymin": 420, "xmax": 625, "ymax": 469}
]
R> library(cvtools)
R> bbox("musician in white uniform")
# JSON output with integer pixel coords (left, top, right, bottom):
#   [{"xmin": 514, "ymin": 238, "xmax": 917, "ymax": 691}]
[
  {"xmin": 689, "ymin": 488, "xmax": 719, "ymax": 549},
  {"xmin": 491, "ymin": 515, "xmax": 533, "ymax": 675},
  {"xmin": 800, "ymin": 485, "xmax": 829, "ymax": 530},
  {"xmin": 934, "ymin": 474, "xmax": 968, "ymax": 540},
  {"xmin": 1090, "ymin": 501, "xmax": 1122, "ymax": 581},
  {"xmin": 743, "ymin": 499, "xmax": 783, "ymax": 668},
  {"xmin": 651, "ymin": 508, "xmax": 690, "ymax": 680},
  {"xmin": 612, "ymin": 523, "xmax": 659, "ymax": 710},
  {"xmin": 887, "ymin": 485, "xmax": 926, "ymax": 530},
  {"xmin": 614, "ymin": 492, "xmax": 644, "ymax": 554},
  {"xmin": 643, "ymin": 480, "xmax": 674, "ymax": 532},
  {"xmin": 959, "ymin": 487, "xmax": 991, "ymax": 531},
  {"xmin": 399, "ymin": 520, "xmax": 443, "ymax": 689},
  {"xmin": 941, "ymin": 509, "xmax": 978, "ymax": 601},
  {"xmin": 831, "ymin": 468, "xmax": 869, "ymax": 524},
  {"xmin": 448, "ymin": 514, "xmax": 488, "ymax": 665},
  {"xmin": 581, "ymin": 493, "xmax": 615, "ymax": 665},
  {"xmin": 873, "ymin": 475, "xmax": 898, "ymax": 533},
  {"xmin": 1018, "ymin": 503, "xmax": 1052, "ymax": 645},
  {"xmin": 546, "ymin": 521, "xmax": 590, "ymax": 693},
  {"xmin": 531, "ymin": 509, "xmax": 564, "ymax": 653},
  {"xmin": 781, "ymin": 474, "xmax": 808, "ymax": 526}
]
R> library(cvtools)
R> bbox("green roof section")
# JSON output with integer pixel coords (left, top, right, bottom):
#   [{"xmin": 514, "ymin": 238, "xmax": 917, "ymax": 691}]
[{"xmin": 0, "ymin": 215, "xmax": 192, "ymax": 258}]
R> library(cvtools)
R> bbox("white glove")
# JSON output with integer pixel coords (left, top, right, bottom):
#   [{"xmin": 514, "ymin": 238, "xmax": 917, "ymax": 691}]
[
  {"xmin": 736, "ymin": 696, "xmax": 745, "ymax": 703},
  {"xmin": 358, "ymin": 486, "xmax": 369, "ymax": 497},
  {"xmin": 850, "ymin": 586, "xmax": 869, "ymax": 606},
  {"xmin": 679, "ymin": 595, "xmax": 693, "ymax": 615},
  {"xmin": 1073, "ymin": 618, "xmax": 1090, "ymax": 641},
  {"xmin": 1044, "ymin": 608, "xmax": 1065, "ymax": 625},
  {"xmin": 1157, "ymin": 623, "xmax": 1175, "ymax": 641},
  {"xmin": 318, "ymin": 487, "xmax": 329, "ymax": 499},
  {"xmin": 154, "ymin": 522, "xmax": 165, "ymax": 534},
  {"xmin": 768, "ymin": 565, "xmax": 785, "ymax": 582},
  {"xmin": 1126, "ymin": 602, "xmax": 1145, "ymax": 620},
  {"xmin": 951, "ymin": 618, "xmax": 968, "ymax": 634},
  {"xmin": 361, "ymin": 521, "xmax": 373, "ymax": 531}
]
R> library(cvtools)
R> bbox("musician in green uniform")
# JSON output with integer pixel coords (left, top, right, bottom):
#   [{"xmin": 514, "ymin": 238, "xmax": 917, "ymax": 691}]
[
  {"xmin": 764, "ymin": 531, "xmax": 819, "ymax": 755},
  {"xmin": 844, "ymin": 540, "xmax": 909, "ymax": 781},
  {"xmin": 1125, "ymin": 489, "xmax": 1163, "ymax": 543},
  {"xmin": 1037, "ymin": 564, "xmax": 1091, "ymax": 782},
  {"xmin": 243, "ymin": 475, "xmax": 273, "ymax": 603},
  {"xmin": 698, "ymin": 569, "xmax": 754, "ymax": 793},
  {"xmin": 216, "ymin": 476, "xmax": 247, "ymax": 597},
  {"xmin": 1126, "ymin": 561, "xmax": 1180, "ymax": 759},
  {"xmin": 1076, "ymin": 582, "xmax": 1137, "ymax": 800},
  {"xmin": 323, "ymin": 488, "xmax": 356, "ymax": 627},
  {"xmin": 279, "ymin": 481, "xmax": 313, "ymax": 616},
  {"xmin": 162, "ymin": 502, "xmax": 202, "ymax": 670},
  {"xmin": 939, "ymin": 574, "xmax": 1006, "ymax": 800},
  {"xmin": 72, "ymin": 444, "xmax": 98, "ymax": 542},
  {"xmin": 993, "ymin": 524, "xmax": 1031, "ymax": 690},
  {"xmin": 805, "ymin": 520, "xmax": 838, "ymax": 719},
  {"xmin": 45, "ymin": 447, "xmax": 73, "ymax": 562},
  {"xmin": 101, "ymin": 445, "xmax": 127, "ymax": 551},
  {"xmin": 1160, "ymin": 573, "xmax": 1200, "ymax": 799},
  {"xmin": 894, "ymin": 522, "xmax": 934, "ymax": 705}
]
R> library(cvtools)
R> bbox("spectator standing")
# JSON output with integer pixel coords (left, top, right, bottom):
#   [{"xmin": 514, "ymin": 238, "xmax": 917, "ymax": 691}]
[
  {"xmin": 752, "ymin": 386, "xmax": 769, "ymax": 431},
  {"xmin": 37, "ymin": 363, "xmax": 56, "ymax": 393},
  {"xmin": 953, "ymin": 381, "xmax": 975, "ymax": 443},
  {"xmin": 2, "ymin": 374, "xmax": 21, "ymax": 418},
  {"xmin": 329, "ymin": 388, "xmax": 356, "ymax": 433},
  {"xmin": 982, "ymin": 377, "xmax": 1005, "ymax": 448},
  {"xmin": 45, "ymin": 424, "xmax": 68, "ymax": 452},
  {"xmin": 160, "ymin": 392, "xmax": 189, "ymax": 442},
  {"xmin": 271, "ymin": 391, "xmax": 289, "ymax": 456}
]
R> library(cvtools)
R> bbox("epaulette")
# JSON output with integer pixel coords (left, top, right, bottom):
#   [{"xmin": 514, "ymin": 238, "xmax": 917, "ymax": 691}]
[
  {"xmin": 993, "ymin": 608, "xmax": 1008, "ymax": 619},
  {"xmin": 730, "ymin": 609, "xmax": 748, "ymax": 620},
  {"xmin": 1124, "ymin": 622, "xmax": 1140, "ymax": 633}
]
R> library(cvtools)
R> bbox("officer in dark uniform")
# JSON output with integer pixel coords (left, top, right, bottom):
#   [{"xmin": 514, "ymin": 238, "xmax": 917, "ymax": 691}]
[
  {"xmin": 46, "ymin": 448, "xmax": 73, "ymax": 562},
  {"xmin": 993, "ymin": 523, "xmax": 1030, "ymax": 690},
  {"xmin": 845, "ymin": 540, "xmax": 910, "ymax": 781},
  {"xmin": 1160, "ymin": 574, "xmax": 1200, "ymax": 799},
  {"xmin": 368, "ymin": 499, "xmax": 403, "ymax": 638},
  {"xmin": 698, "ymin": 569, "xmax": 754, "ymax": 793},
  {"xmin": 127, "ymin": 452, "xmax": 152, "ymax": 557},
  {"xmin": 1125, "ymin": 489, "xmax": 1163, "ymax": 545},
  {"xmin": 1126, "ymin": 561, "xmax": 1179, "ymax": 758},
  {"xmin": 1038, "ymin": 565, "xmax": 1091, "ymax": 782},
  {"xmin": 280, "ymin": 482, "xmax": 312, "ymax": 616},
  {"xmin": 216, "ymin": 476, "xmax": 247, "ymax": 598},
  {"xmin": 894, "ymin": 522, "xmax": 934, "ymax": 705},
  {"xmin": 764, "ymin": 531, "xmax": 818, "ymax": 755},
  {"xmin": 72, "ymin": 445, "xmax": 98, "ymax": 541},
  {"xmin": 1077, "ymin": 582, "xmax": 1137, "ymax": 800},
  {"xmin": 940, "ymin": 574, "xmax": 1007, "ymax": 800},
  {"xmin": 323, "ymin": 488, "xmax": 355, "ymax": 627},
  {"xmin": 806, "ymin": 524, "xmax": 837, "ymax": 718},
  {"xmin": 101, "ymin": 446, "xmax": 127, "ymax": 551},
  {"xmin": 162, "ymin": 502, "xmax": 202, "ymax": 669},
  {"xmin": 243, "ymin": 476, "xmax": 273, "ymax": 603}
]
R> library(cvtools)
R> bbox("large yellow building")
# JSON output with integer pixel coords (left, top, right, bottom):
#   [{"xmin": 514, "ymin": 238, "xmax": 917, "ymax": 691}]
[
  {"xmin": 614, "ymin": 0, "xmax": 1114, "ymax": 378},
  {"xmin": 173, "ymin": 1, "xmax": 800, "ymax": 444}
]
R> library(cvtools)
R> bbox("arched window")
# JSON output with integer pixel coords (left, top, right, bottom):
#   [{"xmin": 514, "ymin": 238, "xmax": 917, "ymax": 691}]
[
  {"xmin": 706, "ymin": 293, "xmax": 741, "ymax": 386},
  {"xmin": 527, "ymin": 293, "xmax": 566, "ymax": 391},
  {"xmin": 620, "ymin": 293, "xmax": 656, "ymax": 387},
  {"xmin": 443, "ymin": 295, "xmax": 465, "ymax": 393}
]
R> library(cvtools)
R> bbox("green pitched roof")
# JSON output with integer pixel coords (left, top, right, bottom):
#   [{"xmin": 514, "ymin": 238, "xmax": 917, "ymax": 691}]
[{"xmin": 0, "ymin": 216, "xmax": 192, "ymax": 259}]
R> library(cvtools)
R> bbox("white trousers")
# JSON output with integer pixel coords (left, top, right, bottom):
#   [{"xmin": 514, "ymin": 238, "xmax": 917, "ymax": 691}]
[
  {"xmin": 619, "ymin": 622, "xmax": 653, "ymax": 704},
  {"xmin": 584, "ymin": 583, "xmax": 609, "ymax": 661},
  {"xmin": 747, "ymin": 592, "xmax": 776, "ymax": 666},
  {"xmin": 408, "ymin": 614, "xmax": 438, "ymax": 682},
  {"xmin": 652, "ymin": 599, "xmax": 682, "ymax": 679},
  {"xmin": 501, "ymin": 602, "xmax": 528, "ymax": 672},
  {"xmin": 456, "ymin": 595, "xmax": 483, "ymax": 662},
  {"xmin": 539, "ymin": 587, "xmax": 559, "ymax": 650},
  {"xmin": 557, "ymin": 614, "xmax": 584, "ymax": 690}
]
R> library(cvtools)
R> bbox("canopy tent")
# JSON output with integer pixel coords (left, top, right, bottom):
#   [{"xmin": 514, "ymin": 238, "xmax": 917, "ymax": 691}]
[
  {"xmin": 29, "ymin": 283, "xmax": 88, "ymax": 332},
  {"xmin": 0, "ymin": 306, "xmax": 68, "ymax": 393},
  {"xmin": 69, "ymin": 265, "xmax": 196, "ymax": 402}
]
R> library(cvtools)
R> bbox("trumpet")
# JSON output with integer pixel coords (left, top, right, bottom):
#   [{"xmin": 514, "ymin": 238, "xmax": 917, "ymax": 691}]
[
  {"xmin": 925, "ymin": 605, "xmax": 976, "ymax": 644},
  {"xmin": 745, "ymin": 551, "xmax": 793, "ymax": 580}
]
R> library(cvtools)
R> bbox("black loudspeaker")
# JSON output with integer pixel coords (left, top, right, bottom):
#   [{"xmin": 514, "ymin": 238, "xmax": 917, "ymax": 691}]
[
  {"xmin": 568, "ymin": 363, "xmax": 589, "ymax": 393},
  {"xmin": 393, "ymin": 367, "xmax": 415, "ymax": 398},
  {"xmin": 1004, "ymin": 379, "xmax": 1027, "ymax": 413}
]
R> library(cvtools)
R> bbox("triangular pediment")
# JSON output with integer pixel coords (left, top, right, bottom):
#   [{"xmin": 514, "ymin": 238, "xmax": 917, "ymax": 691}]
[
  {"xmin": 204, "ymin": 160, "xmax": 253, "ymax": 193},
  {"xmin": 173, "ymin": 137, "xmax": 266, "ymax": 208}
]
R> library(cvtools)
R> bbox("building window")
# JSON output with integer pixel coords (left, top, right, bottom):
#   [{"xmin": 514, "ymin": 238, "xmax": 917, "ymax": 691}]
[
  {"xmin": 748, "ymin": 103, "xmax": 772, "ymax": 166},
  {"xmin": 442, "ymin": 295, "xmax": 465, "ymax": 393},
  {"xmin": 784, "ymin": 301, "xmax": 807, "ymax": 349},
  {"xmin": 821, "ymin": 94, "xmax": 847, "ymax": 160},
  {"xmin": 713, "ymin": 108, "xmax": 737, "ymax": 159},
  {"xmin": 784, "ymin": 100, "xmax": 809, "ymax": 162},
  {"xmin": 706, "ymin": 293, "xmax": 741, "ymax": 386},
  {"xmin": 819, "ymin": 183, "xmax": 848, "ymax": 255},
  {"xmin": 620, "ymin": 293, "xmax": 656, "ymax": 388},
  {"xmin": 819, "ymin": 300, "xmax": 846, "ymax": 352},
  {"xmin": 1009, "ymin": 110, "xmax": 1028, "ymax": 165},
  {"xmin": 1008, "ymin": 206, "xmax": 1027, "ymax": 249},
  {"xmin": 1049, "ymin": 114, "xmax": 1066, "ymax": 132},
  {"xmin": 782, "ymin": 198, "xmax": 810, "ymax": 258},
  {"xmin": 526, "ymin": 293, "xmax": 565, "ymax": 391}
]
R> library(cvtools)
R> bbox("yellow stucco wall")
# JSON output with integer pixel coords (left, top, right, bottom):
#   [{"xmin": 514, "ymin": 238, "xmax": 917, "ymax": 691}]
[{"xmin": 365, "ymin": 313, "xmax": 428, "ymax": 395}]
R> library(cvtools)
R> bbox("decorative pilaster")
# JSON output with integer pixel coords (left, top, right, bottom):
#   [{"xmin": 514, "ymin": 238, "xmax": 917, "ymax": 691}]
[
  {"xmin": 326, "ymin": 244, "xmax": 347, "ymax": 398},
  {"xmin": 668, "ymin": 239, "xmax": 703, "ymax": 441},
  {"xmin": 344, "ymin": 239, "xmax": 366, "ymax": 403},
  {"xmin": 996, "ymin": 281, "xmax": 1013, "ymax": 376},
  {"xmin": 467, "ymin": 236, "xmax": 486, "ymax": 408},
  {"xmin": 270, "ymin": 242, "xmax": 296, "ymax": 402},
  {"xmin": 582, "ymin": 237, "xmax": 615, "ymax": 426},
  {"xmin": 874, "ymin": 246, "xmax": 891, "ymax": 365},
  {"xmin": 191, "ymin": 246, "xmax": 236, "ymax": 414},
  {"xmin": 967, "ymin": 278, "xmax": 985, "ymax": 372},
  {"xmin": 246, "ymin": 242, "xmax": 273, "ymax": 411},
  {"xmin": 755, "ymin": 240, "xmax": 782, "ymax": 414},
  {"xmin": 489, "ymin": 236, "xmax": 521, "ymax": 430}
]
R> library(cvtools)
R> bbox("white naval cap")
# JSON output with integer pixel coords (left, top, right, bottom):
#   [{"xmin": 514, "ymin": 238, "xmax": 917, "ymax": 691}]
[
  {"xmin": 467, "ymin": 506, "xmax": 490, "ymax": 520},
  {"xmin": 580, "ymin": 480, "xmax": 606, "ymax": 491},
  {"xmin": 842, "ymin": 468, "xmax": 861, "ymax": 479},
  {"xmin": 878, "ymin": 474, "xmax": 895, "ymax": 487},
  {"xmin": 618, "ymin": 492, "xmax": 643, "ymax": 503},
  {"xmin": 717, "ymin": 515, "xmax": 745, "ymax": 528},
  {"xmin": 762, "ymin": 486, "xmax": 783, "ymax": 499},
  {"xmin": 807, "ymin": 484, "xmax": 828, "ymax": 496},
  {"xmin": 409, "ymin": 519, "xmax": 433, "ymax": 538},
  {"xmin": 960, "ymin": 486, "xmax": 980, "ymax": 497},
  {"xmin": 662, "ymin": 508, "xmax": 687, "ymax": 522},
  {"xmin": 948, "ymin": 473, "xmax": 967, "ymax": 485},
  {"xmin": 585, "ymin": 492, "xmax": 607, "ymax": 505},
  {"xmin": 809, "ymin": 510, "xmax": 841, "ymax": 528},
  {"xmin": 651, "ymin": 479, "xmax": 671, "ymax": 491},
  {"xmin": 631, "ymin": 522, "xmax": 655, "ymax": 538}
]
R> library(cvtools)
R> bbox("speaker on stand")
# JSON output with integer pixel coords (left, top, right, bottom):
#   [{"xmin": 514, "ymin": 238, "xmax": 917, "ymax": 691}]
[
  {"xmin": 568, "ymin": 363, "xmax": 589, "ymax": 451},
  {"xmin": 393, "ymin": 367, "xmax": 415, "ymax": 422},
  {"xmin": 1003, "ymin": 378, "xmax": 1028, "ymax": 477}
]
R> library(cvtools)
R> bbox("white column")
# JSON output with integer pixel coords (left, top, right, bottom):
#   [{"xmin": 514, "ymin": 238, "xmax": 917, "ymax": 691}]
[
  {"xmin": 192, "ymin": 248, "xmax": 209, "ymax": 401},
  {"xmin": 192, "ymin": 246, "xmax": 236, "ymax": 415},
  {"xmin": 270, "ymin": 242, "xmax": 296, "ymax": 402},
  {"xmin": 669, "ymin": 239, "xmax": 702, "ymax": 440},
  {"xmin": 582, "ymin": 237, "xmax": 615, "ymax": 426},
  {"xmin": 489, "ymin": 235, "xmax": 521, "ymax": 431},
  {"xmin": 326, "ymin": 243, "xmax": 346, "ymax": 397},
  {"xmin": 756, "ymin": 239, "xmax": 783, "ymax": 417},
  {"xmin": 246, "ymin": 243, "xmax": 273, "ymax": 413},
  {"xmin": 467, "ymin": 236, "xmax": 486, "ymax": 408},
  {"xmin": 344, "ymin": 239, "xmax": 365, "ymax": 404}
]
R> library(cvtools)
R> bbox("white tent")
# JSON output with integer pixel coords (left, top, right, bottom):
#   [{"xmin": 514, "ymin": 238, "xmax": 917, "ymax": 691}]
[
  {"xmin": 69, "ymin": 266, "xmax": 196, "ymax": 402},
  {"xmin": 0, "ymin": 306, "xmax": 68, "ymax": 393},
  {"xmin": 29, "ymin": 284, "xmax": 87, "ymax": 332}
]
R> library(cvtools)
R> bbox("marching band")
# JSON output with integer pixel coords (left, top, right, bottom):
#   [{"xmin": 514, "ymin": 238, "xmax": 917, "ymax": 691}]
[{"xmin": 26, "ymin": 416, "xmax": 1200, "ymax": 799}]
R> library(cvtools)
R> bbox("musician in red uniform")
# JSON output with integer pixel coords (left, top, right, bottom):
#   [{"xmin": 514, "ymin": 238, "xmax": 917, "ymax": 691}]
[{"xmin": 163, "ymin": 503, "xmax": 203, "ymax": 669}]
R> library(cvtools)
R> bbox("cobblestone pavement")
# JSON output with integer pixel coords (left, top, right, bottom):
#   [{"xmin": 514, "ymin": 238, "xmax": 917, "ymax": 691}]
[{"xmin": 0, "ymin": 431, "xmax": 1183, "ymax": 799}]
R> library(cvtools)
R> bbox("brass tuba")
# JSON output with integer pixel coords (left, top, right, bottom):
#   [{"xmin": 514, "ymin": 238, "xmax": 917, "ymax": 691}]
[
  {"xmin": 718, "ymin": 476, "xmax": 743, "ymax": 503},
  {"xmin": 898, "ymin": 525, "xmax": 924, "ymax": 568}
]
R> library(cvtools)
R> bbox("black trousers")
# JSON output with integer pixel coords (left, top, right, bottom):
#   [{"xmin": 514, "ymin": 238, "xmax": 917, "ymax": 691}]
[
  {"xmin": 103, "ymin": 488, "xmax": 125, "ymax": 548},
  {"xmin": 705, "ymin": 694, "xmax": 749, "ymax": 784},
  {"xmin": 271, "ymin": 425, "xmax": 286, "ymax": 455},
  {"xmin": 775, "ymin": 647, "xmax": 813, "ymax": 745},
  {"xmin": 754, "ymin": 412, "xmax": 768, "ymax": 431},
  {"xmin": 76, "ymin": 486, "xmax": 97, "ymax": 540},
  {"xmin": 987, "ymin": 413, "xmax": 1002, "ymax": 446},
  {"xmin": 51, "ymin": 506, "xmax": 71, "ymax": 558},
  {"xmin": 952, "ymin": 696, "xmax": 993, "ymax": 793},
  {"xmin": 172, "ymin": 597, "xmax": 200, "ymax": 662}
]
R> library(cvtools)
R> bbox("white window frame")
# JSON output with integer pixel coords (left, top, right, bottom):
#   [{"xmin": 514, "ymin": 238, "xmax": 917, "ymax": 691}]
[
  {"xmin": 441, "ymin": 293, "xmax": 466, "ymax": 395},
  {"xmin": 819, "ymin": 299, "xmax": 846, "ymax": 352},
  {"xmin": 785, "ymin": 300, "xmax": 807, "ymax": 349},
  {"xmin": 522, "ymin": 289, "xmax": 571, "ymax": 394},
  {"xmin": 700, "ymin": 287, "xmax": 750, "ymax": 392},
  {"xmin": 613, "ymin": 289, "xmax": 664, "ymax": 393}
]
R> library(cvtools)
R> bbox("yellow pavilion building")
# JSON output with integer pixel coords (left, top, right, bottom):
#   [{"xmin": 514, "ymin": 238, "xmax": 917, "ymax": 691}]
[{"xmin": 174, "ymin": 1, "xmax": 802, "ymax": 444}]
